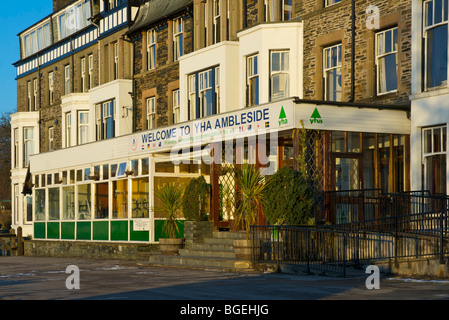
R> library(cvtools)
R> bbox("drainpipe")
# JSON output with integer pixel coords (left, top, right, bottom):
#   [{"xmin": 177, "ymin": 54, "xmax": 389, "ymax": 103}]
[
  {"xmin": 122, "ymin": 34, "xmax": 136, "ymax": 133},
  {"xmin": 349, "ymin": 0, "xmax": 356, "ymax": 103},
  {"xmin": 243, "ymin": 0, "xmax": 247, "ymax": 29}
]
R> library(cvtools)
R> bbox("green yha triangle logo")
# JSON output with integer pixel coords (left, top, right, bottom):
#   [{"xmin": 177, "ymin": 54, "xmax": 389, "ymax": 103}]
[
  {"xmin": 278, "ymin": 106, "xmax": 288, "ymax": 126},
  {"xmin": 310, "ymin": 108, "xmax": 323, "ymax": 124}
]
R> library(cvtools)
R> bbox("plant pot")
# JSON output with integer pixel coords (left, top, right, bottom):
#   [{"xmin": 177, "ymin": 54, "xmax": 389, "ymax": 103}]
[
  {"xmin": 234, "ymin": 239, "xmax": 253, "ymax": 261},
  {"xmin": 159, "ymin": 238, "xmax": 184, "ymax": 255}
]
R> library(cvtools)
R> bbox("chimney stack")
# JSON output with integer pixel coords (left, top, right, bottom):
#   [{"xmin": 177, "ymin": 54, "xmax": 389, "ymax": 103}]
[{"xmin": 53, "ymin": 0, "xmax": 75, "ymax": 12}]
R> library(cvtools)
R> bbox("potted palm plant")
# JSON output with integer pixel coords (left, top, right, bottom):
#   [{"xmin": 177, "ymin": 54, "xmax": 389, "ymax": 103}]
[
  {"xmin": 155, "ymin": 183, "xmax": 185, "ymax": 255},
  {"xmin": 233, "ymin": 164, "xmax": 268, "ymax": 260}
]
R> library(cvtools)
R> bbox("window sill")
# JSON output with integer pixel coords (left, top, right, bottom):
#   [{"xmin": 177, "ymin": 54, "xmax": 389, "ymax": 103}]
[{"xmin": 410, "ymin": 85, "xmax": 449, "ymax": 101}]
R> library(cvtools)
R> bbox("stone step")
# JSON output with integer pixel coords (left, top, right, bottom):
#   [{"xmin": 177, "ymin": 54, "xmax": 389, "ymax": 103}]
[
  {"xmin": 179, "ymin": 248, "xmax": 236, "ymax": 259},
  {"xmin": 212, "ymin": 231, "xmax": 248, "ymax": 240},
  {"xmin": 186, "ymin": 242, "xmax": 235, "ymax": 252},
  {"xmin": 148, "ymin": 254, "xmax": 252, "ymax": 271}
]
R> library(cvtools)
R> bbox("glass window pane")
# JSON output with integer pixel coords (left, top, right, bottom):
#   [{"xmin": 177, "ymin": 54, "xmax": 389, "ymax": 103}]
[
  {"xmin": 332, "ymin": 132, "xmax": 345, "ymax": 152},
  {"xmin": 48, "ymin": 188, "xmax": 60, "ymax": 220},
  {"xmin": 424, "ymin": 129, "xmax": 432, "ymax": 153},
  {"xmin": 95, "ymin": 182, "xmax": 109, "ymax": 219},
  {"xmin": 62, "ymin": 186, "xmax": 75, "ymax": 220},
  {"xmin": 78, "ymin": 184, "xmax": 92, "ymax": 220},
  {"xmin": 271, "ymin": 52, "xmax": 280, "ymax": 72},
  {"xmin": 434, "ymin": 128, "xmax": 442, "ymax": 152},
  {"xmin": 132, "ymin": 178, "xmax": 149, "ymax": 218},
  {"xmin": 113, "ymin": 180, "xmax": 128, "ymax": 219},
  {"xmin": 35, "ymin": 189, "xmax": 46, "ymax": 221},
  {"xmin": 426, "ymin": 24, "xmax": 448, "ymax": 88}
]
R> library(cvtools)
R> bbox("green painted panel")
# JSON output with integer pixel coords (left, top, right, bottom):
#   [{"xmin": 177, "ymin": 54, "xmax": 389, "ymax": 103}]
[
  {"xmin": 111, "ymin": 221, "xmax": 128, "ymax": 241},
  {"xmin": 76, "ymin": 222, "xmax": 91, "ymax": 240},
  {"xmin": 130, "ymin": 221, "xmax": 149, "ymax": 242},
  {"xmin": 93, "ymin": 221, "xmax": 109, "ymax": 241},
  {"xmin": 61, "ymin": 222, "xmax": 75, "ymax": 240},
  {"xmin": 154, "ymin": 220, "xmax": 184, "ymax": 242},
  {"xmin": 34, "ymin": 223, "xmax": 46, "ymax": 239},
  {"xmin": 47, "ymin": 222, "xmax": 60, "ymax": 239}
]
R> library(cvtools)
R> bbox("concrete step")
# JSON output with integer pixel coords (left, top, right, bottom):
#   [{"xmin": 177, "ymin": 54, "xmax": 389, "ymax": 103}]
[{"xmin": 148, "ymin": 254, "xmax": 252, "ymax": 271}]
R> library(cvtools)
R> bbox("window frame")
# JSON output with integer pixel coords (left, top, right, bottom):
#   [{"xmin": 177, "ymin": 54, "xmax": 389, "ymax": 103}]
[
  {"xmin": 270, "ymin": 50, "xmax": 290, "ymax": 102},
  {"xmin": 147, "ymin": 29, "xmax": 157, "ymax": 70},
  {"xmin": 423, "ymin": 0, "xmax": 449, "ymax": 90},
  {"xmin": 146, "ymin": 97, "xmax": 156, "ymax": 130},
  {"xmin": 23, "ymin": 127, "xmax": 34, "ymax": 167},
  {"xmin": 173, "ymin": 18, "xmax": 184, "ymax": 61},
  {"xmin": 49, "ymin": 127, "xmax": 54, "ymax": 151},
  {"xmin": 66, "ymin": 112, "xmax": 72, "ymax": 148},
  {"xmin": 323, "ymin": 43, "xmax": 342, "ymax": 102},
  {"xmin": 173, "ymin": 89, "xmax": 180, "ymax": 124},
  {"xmin": 49, "ymin": 72, "xmax": 54, "ymax": 104},
  {"xmin": 65, "ymin": 65, "xmax": 71, "ymax": 95},
  {"xmin": 375, "ymin": 27, "xmax": 399, "ymax": 95},
  {"xmin": 247, "ymin": 54, "xmax": 260, "ymax": 107},
  {"xmin": 78, "ymin": 111, "xmax": 89, "ymax": 145}
]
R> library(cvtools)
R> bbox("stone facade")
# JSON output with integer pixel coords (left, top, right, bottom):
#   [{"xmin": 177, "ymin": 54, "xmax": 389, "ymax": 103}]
[{"xmin": 131, "ymin": 11, "xmax": 194, "ymax": 131}]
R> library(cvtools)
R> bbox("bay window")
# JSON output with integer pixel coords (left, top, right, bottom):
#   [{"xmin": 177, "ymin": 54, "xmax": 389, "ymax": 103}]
[{"xmin": 189, "ymin": 67, "xmax": 220, "ymax": 119}]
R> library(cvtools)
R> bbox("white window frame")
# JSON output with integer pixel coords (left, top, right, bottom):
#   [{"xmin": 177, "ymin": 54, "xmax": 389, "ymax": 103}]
[
  {"xmin": 113, "ymin": 42, "xmax": 119, "ymax": 80},
  {"xmin": 147, "ymin": 97, "xmax": 156, "ymax": 130},
  {"xmin": 270, "ymin": 50, "xmax": 290, "ymax": 102},
  {"xmin": 49, "ymin": 72, "xmax": 54, "ymax": 104},
  {"xmin": 23, "ymin": 127, "xmax": 34, "ymax": 167},
  {"xmin": 323, "ymin": 44, "xmax": 342, "ymax": 101},
  {"xmin": 375, "ymin": 27, "xmax": 399, "ymax": 95},
  {"xmin": 264, "ymin": 0, "xmax": 276, "ymax": 22},
  {"xmin": 325, "ymin": 0, "xmax": 342, "ymax": 7},
  {"xmin": 423, "ymin": 125, "xmax": 447, "ymax": 156},
  {"xmin": 78, "ymin": 111, "xmax": 89, "ymax": 145},
  {"xmin": 14, "ymin": 128, "xmax": 19, "ymax": 169},
  {"xmin": 173, "ymin": 90, "xmax": 180, "ymax": 124},
  {"xmin": 213, "ymin": 0, "xmax": 221, "ymax": 44},
  {"xmin": 147, "ymin": 29, "xmax": 157, "ymax": 70},
  {"xmin": 49, "ymin": 127, "xmax": 54, "ymax": 151},
  {"xmin": 66, "ymin": 113, "xmax": 72, "ymax": 148},
  {"xmin": 173, "ymin": 18, "xmax": 184, "ymax": 61},
  {"xmin": 81, "ymin": 57, "xmax": 86, "ymax": 92},
  {"xmin": 189, "ymin": 75, "xmax": 197, "ymax": 120},
  {"xmin": 88, "ymin": 54, "xmax": 94, "ymax": 90},
  {"xmin": 247, "ymin": 54, "xmax": 259, "ymax": 106},
  {"xmin": 423, "ymin": 0, "xmax": 449, "ymax": 90},
  {"xmin": 65, "ymin": 65, "xmax": 71, "ymax": 95},
  {"xmin": 27, "ymin": 81, "xmax": 32, "ymax": 111},
  {"xmin": 33, "ymin": 79, "xmax": 38, "ymax": 110}
]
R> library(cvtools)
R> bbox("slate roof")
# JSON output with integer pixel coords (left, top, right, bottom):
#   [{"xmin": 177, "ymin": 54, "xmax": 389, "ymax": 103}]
[{"xmin": 127, "ymin": 0, "xmax": 193, "ymax": 34}]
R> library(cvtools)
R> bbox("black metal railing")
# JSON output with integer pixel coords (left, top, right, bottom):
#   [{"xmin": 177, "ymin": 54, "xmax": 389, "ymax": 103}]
[
  {"xmin": 252, "ymin": 211, "xmax": 449, "ymax": 276},
  {"xmin": 323, "ymin": 189, "xmax": 449, "ymax": 223}
]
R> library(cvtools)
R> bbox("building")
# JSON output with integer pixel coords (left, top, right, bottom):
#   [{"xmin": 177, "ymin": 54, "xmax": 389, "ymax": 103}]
[{"xmin": 11, "ymin": 0, "xmax": 413, "ymax": 244}]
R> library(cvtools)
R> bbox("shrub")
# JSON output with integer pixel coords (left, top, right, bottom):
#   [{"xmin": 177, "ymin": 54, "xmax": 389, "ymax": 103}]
[
  {"xmin": 262, "ymin": 166, "xmax": 315, "ymax": 225},
  {"xmin": 182, "ymin": 176, "xmax": 210, "ymax": 222}
]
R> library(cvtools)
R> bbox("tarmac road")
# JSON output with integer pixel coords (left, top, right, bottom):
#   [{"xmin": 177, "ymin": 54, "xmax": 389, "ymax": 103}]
[{"xmin": 1, "ymin": 256, "xmax": 449, "ymax": 306}]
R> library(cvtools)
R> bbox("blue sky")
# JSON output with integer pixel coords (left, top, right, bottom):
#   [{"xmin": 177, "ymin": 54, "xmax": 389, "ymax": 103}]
[{"xmin": 0, "ymin": 0, "xmax": 53, "ymax": 115}]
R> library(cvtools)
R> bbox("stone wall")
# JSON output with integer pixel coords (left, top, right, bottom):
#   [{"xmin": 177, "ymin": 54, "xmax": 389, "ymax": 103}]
[{"xmin": 24, "ymin": 240, "xmax": 160, "ymax": 261}]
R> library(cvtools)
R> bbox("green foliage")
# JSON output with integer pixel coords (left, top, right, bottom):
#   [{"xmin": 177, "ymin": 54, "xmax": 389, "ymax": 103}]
[
  {"xmin": 155, "ymin": 183, "xmax": 184, "ymax": 239},
  {"xmin": 182, "ymin": 176, "xmax": 209, "ymax": 221},
  {"xmin": 262, "ymin": 166, "xmax": 315, "ymax": 226},
  {"xmin": 235, "ymin": 164, "xmax": 268, "ymax": 239}
]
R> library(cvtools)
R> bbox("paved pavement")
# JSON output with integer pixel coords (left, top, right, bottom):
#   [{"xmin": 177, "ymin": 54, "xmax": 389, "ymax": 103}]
[{"xmin": 1, "ymin": 256, "xmax": 449, "ymax": 309}]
